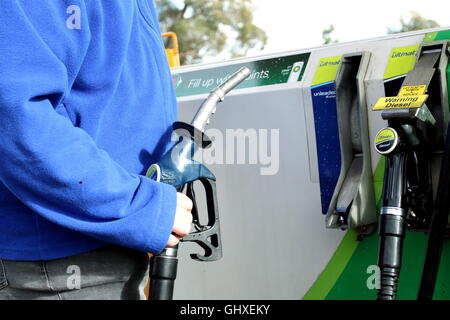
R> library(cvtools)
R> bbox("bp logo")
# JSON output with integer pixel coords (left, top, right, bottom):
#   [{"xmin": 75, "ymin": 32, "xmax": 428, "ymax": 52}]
[
  {"xmin": 374, "ymin": 127, "xmax": 399, "ymax": 155},
  {"xmin": 293, "ymin": 66, "xmax": 301, "ymax": 72}
]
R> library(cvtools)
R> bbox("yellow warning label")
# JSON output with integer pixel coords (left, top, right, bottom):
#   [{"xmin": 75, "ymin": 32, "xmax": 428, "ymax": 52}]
[
  {"xmin": 398, "ymin": 85, "xmax": 427, "ymax": 97},
  {"xmin": 375, "ymin": 128, "xmax": 395, "ymax": 145},
  {"xmin": 373, "ymin": 95, "xmax": 428, "ymax": 111}
]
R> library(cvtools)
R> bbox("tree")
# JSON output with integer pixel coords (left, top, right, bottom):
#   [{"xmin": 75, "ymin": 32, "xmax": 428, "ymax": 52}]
[
  {"xmin": 322, "ymin": 25, "xmax": 338, "ymax": 44},
  {"xmin": 388, "ymin": 11, "xmax": 440, "ymax": 34},
  {"xmin": 155, "ymin": 0, "xmax": 267, "ymax": 65}
]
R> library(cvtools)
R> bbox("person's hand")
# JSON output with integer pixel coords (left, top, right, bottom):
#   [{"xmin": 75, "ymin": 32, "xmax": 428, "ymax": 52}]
[{"xmin": 166, "ymin": 192, "xmax": 193, "ymax": 247}]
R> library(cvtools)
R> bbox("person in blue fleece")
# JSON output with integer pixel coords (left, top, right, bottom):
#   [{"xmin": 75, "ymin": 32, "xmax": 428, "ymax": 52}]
[{"xmin": 0, "ymin": 0, "xmax": 193, "ymax": 299}]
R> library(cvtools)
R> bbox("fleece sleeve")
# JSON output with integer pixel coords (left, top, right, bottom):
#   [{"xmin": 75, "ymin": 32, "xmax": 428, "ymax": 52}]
[{"xmin": 0, "ymin": 1, "xmax": 177, "ymax": 253}]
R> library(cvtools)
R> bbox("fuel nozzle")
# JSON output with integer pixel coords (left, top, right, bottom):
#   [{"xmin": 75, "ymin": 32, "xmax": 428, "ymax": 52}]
[
  {"xmin": 147, "ymin": 67, "xmax": 251, "ymax": 300},
  {"xmin": 374, "ymin": 127, "xmax": 407, "ymax": 300},
  {"xmin": 374, "ymin": 122, "xmax": 433, "ymax": 300}
]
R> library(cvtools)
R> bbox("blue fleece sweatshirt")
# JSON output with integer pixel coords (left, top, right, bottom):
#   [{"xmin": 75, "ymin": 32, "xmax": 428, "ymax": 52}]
[{"xmin": 0, "ymin": 0, "xmax": 178, "ymax": 260}]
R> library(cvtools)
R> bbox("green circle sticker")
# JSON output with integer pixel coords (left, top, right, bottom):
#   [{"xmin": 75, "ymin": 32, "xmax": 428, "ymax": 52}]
[
  {"xmin": 374, "ymin": 127, "xmax": 398, "ymax": 154},
  {"xmin": 146, "ymin": 164, "xmax": 161, "ymax": 182}
]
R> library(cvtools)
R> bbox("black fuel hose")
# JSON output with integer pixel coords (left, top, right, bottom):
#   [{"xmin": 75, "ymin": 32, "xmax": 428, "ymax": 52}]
[
  {"xmin": 417, "ymin": 121, "xmax": 450, "ymax": 300},
  {"xmin": 377, "ymin": 151, "xmax": 407, "ymax": 300}
]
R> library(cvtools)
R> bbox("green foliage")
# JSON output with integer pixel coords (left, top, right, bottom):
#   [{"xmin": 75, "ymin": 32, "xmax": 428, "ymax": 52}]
[
  {"xmin": 322, "ymin": 25, "xmax": 338, "ymax": 45},
  {"xmin": 155, "ymin": 0, "xmax": 267, "ymax": 65},
  {"xmin": 388, "ymin": 11, "xmax": 440, "ymax": 34}
]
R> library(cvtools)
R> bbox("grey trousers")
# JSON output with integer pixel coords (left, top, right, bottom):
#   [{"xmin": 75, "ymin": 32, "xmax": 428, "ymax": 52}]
[{"xmin": 0, "ymin": 245, "xmax": 150, "ymax": 300}]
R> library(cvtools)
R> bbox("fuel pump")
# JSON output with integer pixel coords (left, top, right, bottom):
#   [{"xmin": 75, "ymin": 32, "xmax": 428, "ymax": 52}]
[
  {"xmin": 146, "ymin": 67, "xmax": 251, "ymax": 300},
  {"xmin": 372, "ymin": 40, "xmax": 449, "ymax": 300}
]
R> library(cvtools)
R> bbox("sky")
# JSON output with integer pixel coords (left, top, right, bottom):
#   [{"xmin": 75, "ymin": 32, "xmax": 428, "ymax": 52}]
[{"xmin": 248, "ymin": 0, "xmax": 449, "ymax": 57}]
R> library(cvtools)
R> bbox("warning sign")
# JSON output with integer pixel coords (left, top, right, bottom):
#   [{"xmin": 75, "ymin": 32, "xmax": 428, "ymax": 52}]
[
  {"xmin": 398, "ymin": 85, "xmax": 427, "ymax": 97},
  {"xmin": 373, "ymin": 95, "xmax": 429, "ymax": 110}
]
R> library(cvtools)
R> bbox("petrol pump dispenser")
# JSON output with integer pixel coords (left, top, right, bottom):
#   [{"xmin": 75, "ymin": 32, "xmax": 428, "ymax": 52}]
[
  {"xmin": 310, "ymin": 52, "xmax": 377, "ymax": 233},
  {"xmin": 326, "ymin": 52, "xmax": 376, "ymax": 232},
  {"xmin": 372, "ymin": 40, "xmax": 450, "ymax": 300}
]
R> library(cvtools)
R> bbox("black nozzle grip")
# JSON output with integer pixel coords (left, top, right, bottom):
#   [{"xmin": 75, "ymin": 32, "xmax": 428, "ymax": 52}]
[{"xmin": 182, "ymin": 178, "xmax": 223, "ymax": 262}]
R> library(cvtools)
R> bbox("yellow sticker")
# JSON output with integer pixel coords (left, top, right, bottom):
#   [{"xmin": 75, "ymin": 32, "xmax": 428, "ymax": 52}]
[
  {"xmin": 375, "ymin": 128, "xmax": 395, "ymax": 145},
  {"xmin": 398, "ymin": 85, "xmax": 427, "ymax": 96},
  {"xmin": 311, "ymin": 56, "xmax": 342, "ymax": 86},
  {"xmin": 384, "ymin": 45, "xmax": 419, "ymax": 80},
  {"xmin": 373, "ymin": 95, "xmax": 428, "ymax": 111}
]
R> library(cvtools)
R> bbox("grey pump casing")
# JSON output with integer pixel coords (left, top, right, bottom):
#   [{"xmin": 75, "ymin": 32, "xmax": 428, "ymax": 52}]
[
  {"xmin": 325, "ymin": 52, "xmax": 377, "ymax": 231},
  {"xmin": 411, "ymin": 40, "xmax": 450, "ymax": 150}
]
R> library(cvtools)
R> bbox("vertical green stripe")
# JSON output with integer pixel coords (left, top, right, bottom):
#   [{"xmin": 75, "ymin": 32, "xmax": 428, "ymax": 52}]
[{"xmin": 303, "ymin": 230, "xmax": 359, "ymax": 300}]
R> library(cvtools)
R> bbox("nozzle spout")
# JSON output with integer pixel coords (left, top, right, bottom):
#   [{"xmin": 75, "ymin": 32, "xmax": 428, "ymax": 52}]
[{"xmin": 191, "ymin": 67, "xmax": 251, "ymax": 132}]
